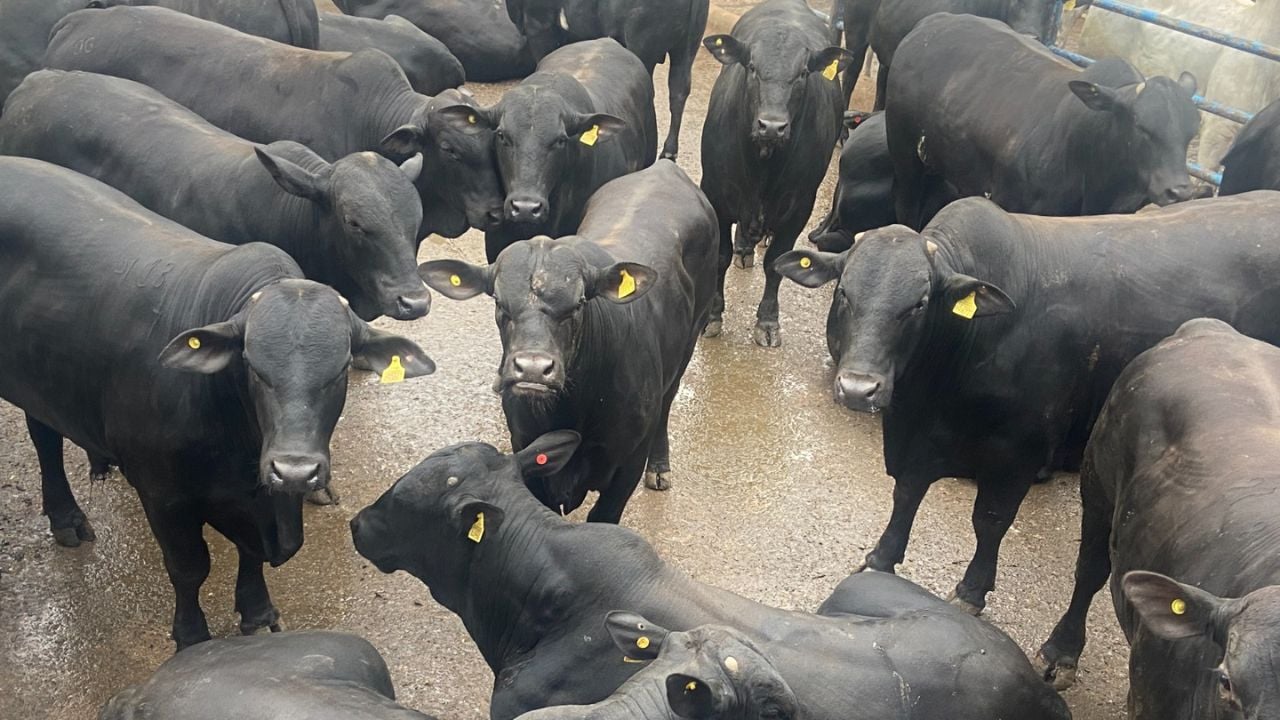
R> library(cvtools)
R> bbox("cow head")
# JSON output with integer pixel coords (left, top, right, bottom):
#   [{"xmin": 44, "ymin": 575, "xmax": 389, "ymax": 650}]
[
  {"xmin": 1007, "ymin": 0, "xmax": 1061, "ymax": 45},
  {"xmin": 350, "ymin": 431, "xmax": 580, "ymax": 602},
  {"xmin": 255, "ymin": 146, "xmax": 430, "ymax": 321},
  {"xmin": 1125, "ymin": 571, "xmax": 1280, "ymax": 720},
  {"xmin": 1067, "ymin": 71, "xmax": 1200, "ymax": 207},
  {"xmin": 776, "ymin": 229, "xmax": 1013, "ymax": 413},
  {"xmin": 419, "ymin": 238, "xmax": 656, "ymax": 397},
  {"xmin": 703, "ymin": 32, "xmax": 852, "ymax": 153}
]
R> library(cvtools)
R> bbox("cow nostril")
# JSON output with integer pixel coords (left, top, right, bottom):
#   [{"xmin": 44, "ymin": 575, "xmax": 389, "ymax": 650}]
[
  {"xmin": 396, "ymin": 293, "xmax": 430, "ymax": 318},
  {"xmin": 270, "ymin": 459, "xmax": 321, "ymax": 488}
]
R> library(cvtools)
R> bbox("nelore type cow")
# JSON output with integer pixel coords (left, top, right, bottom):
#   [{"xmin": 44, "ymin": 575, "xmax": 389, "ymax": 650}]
[
  {"xmin": 0, "ymin": 158, "xmax": 433, "ymax": 648},
  {"xmin": 808, "ymin": 111, "xmax": 894, "ymax": 253},
  {"xmin": 1220, "ymin": 98, "xmax": 1280, "ymax": 195},
  {"xmin": 334, "ymin": 0, "xmax": 535, "ymax": 82},
  {"xmin": 0, "ymin": 0, "xmax": 101, "ymax": 103},
  {"xmin": 101, "ymin": 631, "xmax": 436, "ymax": 720},
  {"xmin": 317, "ymin": 13, "xmax": 466, "ymax": 96},
  {"xmin": 470, "ymin": 38, "xmax": 658, "ymax": 259},
  {"xmin": 421, "ymin": 161, "xmax": 714, "ymax": 521},
  {"xmin": 87, "ymin": 0, "xmax": 320, "ymax": 47},
  {"xmin": 886, "ymin": 14, "xmax": 1199, "ymax": 229},
  {"xmin": 46, "ymin": 5, "xmax": 505, "ymax": 240},
  {"xmin": 504, "ymin": 0, "xmax": 709, "ymax": 160},
  {"xmin": 350, "ymin": 432, "xmax": 1071, "ymax": 720},
  {"xmin": 701, "ymin": 0, "xmax": 852, "ymax": 347},
  {"xmin": 1038, "ymin": 319, "xmax": 1280, "ymax": 720},
  {"xmin": 0, "ymin": 70, "xmax": 431, "ymax": 322},
  {"xmin": 776, "ymin": 193, "xmax": 1280, "ymax": 612}
]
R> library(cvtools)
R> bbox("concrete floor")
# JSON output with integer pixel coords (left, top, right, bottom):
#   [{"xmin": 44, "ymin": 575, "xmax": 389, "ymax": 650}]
[{"xmin": 0, "ymin": 2, "xmax": 1131, "ymax": 718}]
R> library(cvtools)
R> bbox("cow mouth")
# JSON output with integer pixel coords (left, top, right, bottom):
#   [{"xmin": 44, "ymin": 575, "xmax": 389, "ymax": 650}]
[{"xmin": 508, "ymin": 380, "xmax": 557, "ymax": 395}]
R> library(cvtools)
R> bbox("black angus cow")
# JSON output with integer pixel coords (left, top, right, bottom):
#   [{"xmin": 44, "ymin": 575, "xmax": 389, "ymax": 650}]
[
  {"xmin": 826, "ymin": 0, "xmax": 881, "ymax": 110},
  {"xmin": 469, "ymin": 38, "xmax": 658, "ymax": 260},
  {"xmin": 887, "ymin": 13, "xmax": 1199, "ymax": 229},
  {"xmin": 318, "ymin": 13, "xmax": 466, "ymax": 96},
  {"xmin": 775, "ymin": 193, "xmax": 1280, "ymax": 613},
  {"xmin": 334, "ymin": 0, "xmax": 535, "ymax": 82},
  {"xmin": 350, "ymin": 433, "xmax": 1071, "ymax": 720},
  {"xmin": 504, "ymin": 0, "xmax": 709, "ymax": 160},
  {"xmin": 701, "ymin": 0, "xmax": 852, "ymax": 347},
  {"xmin": 102, "ymin": 631, "xmax": 436, "ymax": 720},
  {"xmin": 46, "ymin": 5, "xmax": 505, "ymax": 241},
  {"xmin": 420, "ymin": 161, "xmax": 714, "ymax": 522},
  {"xmin": 0, "ymin": 0, "xmax": 96, "ymax": 104},
  {"xmin": 0, "ymin": 70, "xmax": 431, "ymax": 322},
  {"xmin": 1038, "ymin": 320, "xmax": 1280, "ymax": 720},
  {"xmin": 1220, "ymin": 98, "xmax": 1280, "ymax": 194},
  {"xmin": 0, "ymin": 158, "xmax": 433, "ymax": 648},
  {"xmin": 808, "ymin": 111, "xmax": 894, "ymax": 253},
  {"xmin": 89, "ymin": 0, "xmax": 319, "ymax": 48}
]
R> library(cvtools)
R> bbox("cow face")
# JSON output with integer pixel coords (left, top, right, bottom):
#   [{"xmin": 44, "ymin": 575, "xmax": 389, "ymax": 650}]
[
  {"xmin": 159, "ymin": 279, "xmax": 434, "ymax": 497},
  {"xmin": 255, "ymin": 147, "xmax": 430, "ymax": 321},
  {"xmin": 1125, "ymin": 572, "xmax": 1280, "ymax": 720},
  {"xmin": 1068, "ymin": 72, "xmax": 1200, "ymax": 207},
  {"xmin": 703, "ymin": 33, "xmax": 852, "ymax": 153},
  {"xmin": 350, "ymin": 431, "xmax": 580, "ymax": 594},
  {"xmin": 1007, "ymin": 0, "xmax": 1060, "ymax": 44},
  {"xmin": 776, "ymin": 229, "xmax": 1013, "ymax": 413},
  {"xmin": 419, "ymin": 239, "xmax": 656, "ymax": 397}
]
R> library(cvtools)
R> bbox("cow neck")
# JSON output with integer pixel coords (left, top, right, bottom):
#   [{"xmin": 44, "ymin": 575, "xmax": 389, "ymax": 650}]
[
  {"xmin": 370, "ymin": 89, "xmax": 430, "ymax": 155},
  {"xmin": 1059, "ymin": 96, "xmax": 1133, "ymax": 212}
]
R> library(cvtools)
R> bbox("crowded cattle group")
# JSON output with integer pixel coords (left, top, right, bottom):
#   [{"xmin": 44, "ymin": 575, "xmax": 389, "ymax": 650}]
[{"xmin": 2, "ymin": 0, "xmax": 1280, "ymax": 718}]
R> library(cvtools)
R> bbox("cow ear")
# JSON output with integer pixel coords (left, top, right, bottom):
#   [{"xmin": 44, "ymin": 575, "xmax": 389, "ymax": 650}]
[
  {"xmin": 941, "ymin": 274, "xmax": 1015, "ymax": 318},
  {"xmin": 399, "ymin": 153, "xmax": 424, "ymax": 183},
  {"xmin": 775, "ymin": 250, "xmax": 845, "ymax": 288},
  {"xmin": 703, "ymin": 35, "xmax": 749, "ymax": 66},
  {"xmin": 255, "ymin": 147, "xmax": 328, "ymax": 204},
  {"xmin": 1068, "ymin": 80, "xmax": 1121, "ymax": 112},
  {"xmin": 434, "ymin": 104, "xmax": 495, "ymax": 136},
  {"xmin": 807, "ymin": 46, "xmax": 854, "ymax": 78},
  {"xmin": 1177, "ymin": 71, "xmax": 1198, "ymax": 97},
  {"xmin": 159, "ymin": 318, "xmax": 245, "ymax": 374},
  {"xmin": 666, "ymin": 674, "xmax": 720, "ymax": 719},
  {"xmin": 605, "ymin": 611, "xmax": 670, "ymax": 661},
  {"xmin": 1123, "ymin": 571, "xmax": 1233, "ymax": 644},
  {"xmin": 419, "ymin": 259, "xmax": 493, "ymax": 300},
  {"xmin": 569, "ymin": 113, "xmax": 626, "ymax": 145},
  {"xmin": 350, "ymin": 319, "xmax": 436, "ymax": 378},
  {"xmin": 381, "ymin": 124, "xmax": 426, "ymax": 155},
  {"xmin": 454, "ymin": 500, "xmax": 504, "ymax": 545},
  {"xmin": 515, "ymin": 431, "xmax": 581, "ymax": 478},
  {"xmin": 843, "ymin": 110, "xmax": 873, "ymax": 130},
  {"xmin": 592, "ymin": 262, "xmax": 656, "ymax": 304}
]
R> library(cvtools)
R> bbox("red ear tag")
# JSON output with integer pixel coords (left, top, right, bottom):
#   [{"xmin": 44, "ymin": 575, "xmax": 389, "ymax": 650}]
[{"xmin": 536, "ymin": 453, "xmax": 549, "ymax": 466}]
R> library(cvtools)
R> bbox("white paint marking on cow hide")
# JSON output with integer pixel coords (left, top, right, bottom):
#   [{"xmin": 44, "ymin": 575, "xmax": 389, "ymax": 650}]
[{"xmin": 559, "ymin": 9, "xmax": 570, "ymax": 31}]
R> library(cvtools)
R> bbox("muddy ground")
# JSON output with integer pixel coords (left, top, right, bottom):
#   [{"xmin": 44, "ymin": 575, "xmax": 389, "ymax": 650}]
[{"xmin": 0, "ymin": 3, "xmax": 1130, "ymax": 718}]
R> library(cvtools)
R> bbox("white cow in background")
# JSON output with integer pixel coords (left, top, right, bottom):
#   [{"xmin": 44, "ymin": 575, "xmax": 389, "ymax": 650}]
[{"xmin": 1078, "ymin": 0, "xmax": 1280, "ymax": 167}]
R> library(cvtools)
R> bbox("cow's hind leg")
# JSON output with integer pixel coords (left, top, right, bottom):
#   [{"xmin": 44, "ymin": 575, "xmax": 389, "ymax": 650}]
[
  {"xmin": 140, "ymin": 497, "xmax": 212, "ymax": 649},
  {"xmin": 951, "ymin": 467, "xmax": 1037, "ymax": 614},
  {"xmin": 587, "ymin": 449, "xmax": 649, "ymax": 524},
  {"xmin": 860, "ymin": 471, "xmax": 934, "ymax": 573},
  {"xmin": 661, "ymin": 47, "xmax": 696, "ymax": 160},
  {"xmin": 752, "ymin": 220, "xmax": 804, "ymax": 347},
  {"xmin": 702, "ymin": 214, "xmax": 734, "ymax": 338},
  {"xmin": 26, "ymin": 414, "xmax": 95, "ymax": 547}
]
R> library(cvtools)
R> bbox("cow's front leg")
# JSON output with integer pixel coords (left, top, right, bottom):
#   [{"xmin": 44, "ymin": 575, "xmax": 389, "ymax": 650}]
[
  {"xmin": 859, "ymin": 471, "xmax": 935, "ymax": 573},
  {"xmin": 752, "ymin": 223, "xmax": 801, "ymax": 347},
  {"xmin": 140, "ymin": 497, "xmax": 212, "ymax": 650},
  {"xmin": 234, "ymin": 549, "xmax": 281, "ymax": 635},
  {"xmin": 587, "ymin": 450, "xmax": 649, "ymax": 524},
  {"xmin": 26, "ymin": 414, "xmax": 96, "ymax": 547},
  {"xmin": 952, "ymin": 468, "xmax": 1037, "ymax": 614}
]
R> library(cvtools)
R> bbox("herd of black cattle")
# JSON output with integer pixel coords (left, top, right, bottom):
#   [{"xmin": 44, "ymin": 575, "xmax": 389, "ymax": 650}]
[{"xmin": 3, "ymin": 0, "xmax": 1280, "ymax": 718}]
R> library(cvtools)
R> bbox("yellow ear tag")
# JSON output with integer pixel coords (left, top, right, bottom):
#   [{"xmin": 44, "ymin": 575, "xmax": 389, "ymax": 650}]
[
  {"xmin": 617, "ymin": 269, "xmax": 636, "ymax": 299},
  {"xmin": 715, "ymin": 37, "xmax": 724, "ymax": 47},
  {"xmin": 1171, "ymin": 598, "xmax": 1187, "ymax": 615},
  {"xmin": 952, "ymin": 291, "xmax": 977, "ymax": 320},
  {"xmin": 580, "ymin": 125, "xmax": 600, "ymax": 147},
  {"xmin": 1064, "ymin": 0, "xmax": 1076, "ymax": 10},
  {"xmin": 822, "ymin": 58, "xmax": 840, "ymax": 81},
  {"xmin": 468, "ymin": 114, "xmax": 477, "ymax": 124},
  {"xmin": 685, "ymin": 681, "xmax": 698, "ymax": 692},
  {"xmin": 187, "ymin": 336, "xmax": 201, "ymax": 350},
  {"xmin": 467, "ymin": 511, "xmax": 485, "ymax": 543},
  {"xmin": 380, "ymin": 356, "xmax": 406, "ymax": 384},
  {"xmin": 636, "ymin": 636, "xmax": 650, "ymax": 649},
  {"xmin": 799, "ymin": 256, "xmax": 812, "ymax": 269},
  {"xmin": 449, "ymin": 274, "xmax": 462, "ymax": 287}
]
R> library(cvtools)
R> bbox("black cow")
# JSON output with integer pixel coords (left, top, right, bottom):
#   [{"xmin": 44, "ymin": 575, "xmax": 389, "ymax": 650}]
[
  {"xmin": 808, "ymin": 111, "xmax": 894, "ymax": 253},
  {"xmin": 0, "ymin": 70, "xmax": 431, "ymax": 322},
  {"xmin": 775, "ymin": 193, "xmax": 1280, "ymax": 612},
  {"xmin": 700, "ymin": 0, "xmax": 852, "ymax": 347},
  {"xmin": 1220, "ymin": 98, "xmax": 1280, "ymax": 195},
  {"xmin": 0, "ymin": 0, "xmax": 93, "ymax": 104},
  {"xmin": 887, "ymin": 13, "xmax": 1199, "ymax": 229},
  {"xmin": 468, "ymin": 38, "xmax": 658, "ymax": 260},
  {"xmin": 0, "ymin": 158, "xmax": 433, "ymax": 648},
  {"xmin": 318, "ymin": 13, "xmax": 466, "ymax": 96},
  {"xmin": 88, "ymin": 0, "xmax": 319, "ymax": 47},
  {"xmin": 1038, "ymin": 319, "xmax": 1280, "ymax": 720},
  {"xmin": 826, "ymin": 0, "xmax": 881, "ymax": 109},
  {"xmin": 334, "ymin": 0, "xmax": 535, "ymax": 82},
  {"xmin": 504, "ymin": 0, "xmax": 709, "ymax": 160},
  {"xmin": 420, "ymin": 161, "xmax": 714, "ymax": 522},
  {"xmin": 350, "ymin": 433, "xmax": 1071, "ymax": 720},
  {"xmin": 46, "ymin": 5, "xmax": 505, "ymax": 240},
  {"xmin": 102, "ymin": 631, "xmax": 436, "ymax": 720}
]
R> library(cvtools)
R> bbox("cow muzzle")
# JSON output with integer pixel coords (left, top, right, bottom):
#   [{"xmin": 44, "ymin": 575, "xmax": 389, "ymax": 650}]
[
  {"xmin": 753, "ymin": 114, "xmax": 791, "ymax": 147},
  {"xmin": 1153, "ymin": 182, "xmax": 1197, "ymax": 206},
  {"xmin": 505, "ymin": 194, "xmax": 549, "ymax": 224},
  {"xmin": 390, "ymin": 285, "xmax": 432, "ymax": 321},
  {"xmin": 263, "ymin": 453, "xmax": 330, "ymax": 494},
  {"xmin": 502, "ymin": 350, "xmax": 563, "ymax": 395},
  {"xmin": 834, "ymin": 371, "xmax": 890, "ymax": 413},
  {"xmin": 349, "ymin": 511, "xmax": 397, "ymax": 574}
]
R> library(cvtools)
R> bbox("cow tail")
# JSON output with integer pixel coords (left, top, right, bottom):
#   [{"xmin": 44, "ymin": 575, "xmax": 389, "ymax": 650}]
[{"xmin": 279, "ymin": 0, "xmax": 320, "ymax": 50}]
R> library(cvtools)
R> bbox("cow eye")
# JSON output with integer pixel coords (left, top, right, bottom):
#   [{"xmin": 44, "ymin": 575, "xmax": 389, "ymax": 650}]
[
  {"xmin": 554, "ymin": 135, "xmax": 567, "ymax": 148},
  {"xmin": 346, "ymin": 218, "xmax": 363, "ymax": 232},
  {"xmin": 746, "ymin": 62, "xmax": 756, "ymax": 74}
]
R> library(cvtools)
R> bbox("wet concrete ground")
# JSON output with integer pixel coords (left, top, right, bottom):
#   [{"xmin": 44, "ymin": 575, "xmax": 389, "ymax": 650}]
[{"xmin": 0, "ymin": 4, "xmax": 1130, "ymax": 718}]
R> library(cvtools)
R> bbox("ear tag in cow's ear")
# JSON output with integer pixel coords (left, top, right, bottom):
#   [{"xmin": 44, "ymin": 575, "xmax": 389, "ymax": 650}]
[
  {"xmin": 580, "ymin": 125, "xmax": 600, "ymax": 147},
  {"xmin": 617, "ymin": 269, "xmax": 636, "ymax": 299},
  {"xmin": 468, "ymin": 114, "xmax": 477, "ymax": 125},
  {"xmin": 952, "ymin": 292, "xmax": 977, "ymax": 320},
  {"xmin": 187, "ymin": 336, "xmax": 202, "ymax": 350},
  {"xmin": 1064, "ymin": 0, "xmax": 1076, "ymax": 10},
  {"xmin": 685, "ymin": 681, "xmax": 698, "ymax": 692},
  {"xmin": 799, "ymin": 256, "xmax": 812, "ymax": 269},
  {"xmin": 636, "ymin": 636, "xmax": 650, "ymax": 649},
  {"xmin": 535, "ymin": 453, "xmax": 549, "ymax": 466},
  {"xmin": 822, "ymin": 58, "xmax": 840, "ymax": 81},
  {"xmin": 449, "ymin": 274, "xmax": 462, "ymax": 287},
  {"xmin": 381, "ymin": 356, "xmax": 406, "ymax": 384},
  {"xmin": 1171, "ymin": 598, "xmax": 1187, "ymax": 615},
  {"xmin": 467, "ymin": 511, "xmax": 485, "ymax": 543}
]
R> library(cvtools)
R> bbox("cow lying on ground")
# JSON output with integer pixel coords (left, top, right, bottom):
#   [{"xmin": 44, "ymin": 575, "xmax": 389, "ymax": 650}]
[
  {"xmin": 0, "ymin": 70, "xmax": 431, "ymax": 322},
  {"xmin": 1038, "ymin": 319, "xmax": 1280, "ymax": 720},
  {"xmin": 101, "ymin": 631, "xmax": 435, "ymax": 720},
  {"xmin": 776, "ymin": 192, "xmax": 1280, "ymax": 613},
  {"xmin": 350, "ymin": 431, "xmax": 1070, "ymax": 720},
  {"xmin": 46, "ymin": 5, "xmax": 505, "ymax": 240},
  {"xmin": 886, "ymin": 13, "xmax": 1199, "ymax": 229},
  {"xmin": 318, "ymin": 13, "xmax": 466, "ymax": 96},
  {"xmin": 700, "ymin": 0, "xmax": 851, "ymax": 347},
  {"xmin": 421, "ymin": 161, "xmax": 714, "ymax": 521},
  {"xmin": 1219, "ymin": 98, "xmax": 1280, "ymax": 195},
  {"xmin": 808, "ymin": 111, "xmax": 894, "ymax": 253},
  {"xmin": 88, "ymin": 0, "xmax": 319, "ymax": 47},
  {"xmin": 0, "ymin": 158, "xmax": 433, "ymax": 648}
]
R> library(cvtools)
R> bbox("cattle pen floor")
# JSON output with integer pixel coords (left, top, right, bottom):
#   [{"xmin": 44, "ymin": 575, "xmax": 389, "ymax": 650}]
[{"xmin": 0, "ymin": 2, "xmax": 1130, "ymax": 718}]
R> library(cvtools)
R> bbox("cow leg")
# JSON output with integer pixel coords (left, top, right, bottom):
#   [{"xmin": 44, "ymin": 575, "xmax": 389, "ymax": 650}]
[
  {"xmin": 841, "ymin": 39, "xmax": 870, "ymax": 114},
  {"xmin": 140, "ymin": 497, "xmax": 212, "ymax": 649},
  {"xmin": 952, "ymin": 470, "xmax": 1036, "ymax": 614},
  {"xmin": 26, "ymin": 414, "xmax": 96, "ymax": 547},
  {"xmin": 702, "ymin": 215, "xmax": 734, "ymax": 338},
  {"xmin": 872, "ymin": 62, "xmax": 888, "ymax": 111},
  {"xmin": 208, "ymin": 514, "xmax": 282, "ymax": 636},
  {"xmin": 860, "ymin": 472, "xmax": 934, "ymax": 573},
  {"xmin": 661, "ymin": 50, "xmax": 694, "ymax": 160},
  {"xmin": 587, "ymin": 450, "xmax": 649, "ymax": 524},
  {"xmin": 752, "ymin": 222, "xmax": 803, "ymax": 347}
]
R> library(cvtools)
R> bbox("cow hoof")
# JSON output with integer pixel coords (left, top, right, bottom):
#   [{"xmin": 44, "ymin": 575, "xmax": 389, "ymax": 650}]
[
  {"xmin": 305, "ymin": 487, "xmax": 340, "ymax": 506},
  {"xmin": 946, "ymin": 591, "xmax": 985, "ymax": 616},
  {"xmin": 50, "ymin": 516, "xmax": 96, "ymax": 547},
  {"xmin": 659, "ymin": 150, "xmax": 677, "ymax": 161},
  {"xmin": 1035, "ymin": 652, "xmax": 1079, "ymax": 691},
  {"xmin": 644, "ymin": 471, "xmax": 672, "ymax": 491},
  {"xmin": 752, "ymin": 322, "xmax": 782, "ymax": 348},
  {"xmin": 239, "ymin": 608, "xmax": 282, "ymax": 636},
  {"xmin": 733, "ymin": 252, "xmax": 754, "ymax": 269},
  {"xmin": 702, "ymin": 319, "xmax": 723, "ymax": 338},
  {"xmin": 89, "ymin": 469, "xmax": 110, "ymax": 484}
]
